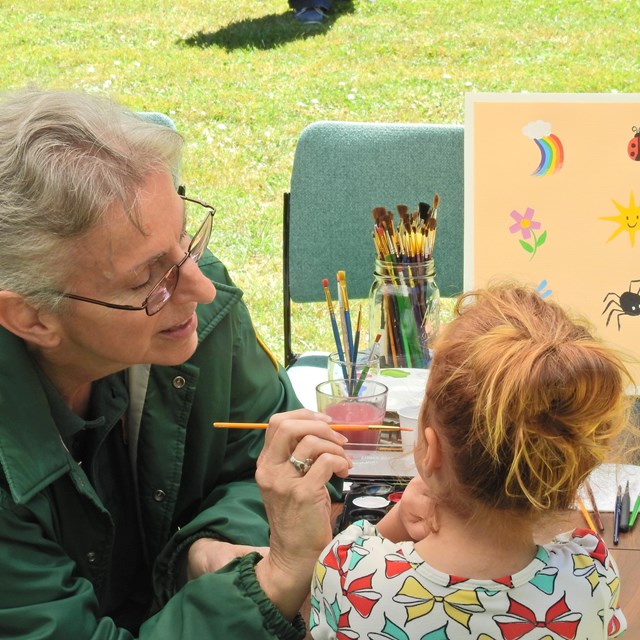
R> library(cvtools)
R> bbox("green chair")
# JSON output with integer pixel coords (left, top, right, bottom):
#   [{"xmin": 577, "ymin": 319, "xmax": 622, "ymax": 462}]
[{"xmin": 283, "ymin": 120, "xmax": 465, "ymax": 376}]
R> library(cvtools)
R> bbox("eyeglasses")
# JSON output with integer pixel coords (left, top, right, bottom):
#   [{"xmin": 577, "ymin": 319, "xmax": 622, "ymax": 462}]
[{"xmin": 61, "ymin": 195, "xmax": 215, "ymax": 316}]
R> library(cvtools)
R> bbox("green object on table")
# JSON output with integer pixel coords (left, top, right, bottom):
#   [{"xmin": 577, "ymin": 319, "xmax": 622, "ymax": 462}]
[
  {"xmin": 379, "ymin": 369, "xmax": 411, "ymax": 378},
  {"xmin": 629, "ymin": 493, "xmax": 640, "ymax": 528}
]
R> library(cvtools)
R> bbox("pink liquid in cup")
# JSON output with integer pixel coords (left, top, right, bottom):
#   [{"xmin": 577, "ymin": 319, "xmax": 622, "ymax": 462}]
[{"xmin": 324, "ymin": 401, "xmax": 385, "ymax": 449}]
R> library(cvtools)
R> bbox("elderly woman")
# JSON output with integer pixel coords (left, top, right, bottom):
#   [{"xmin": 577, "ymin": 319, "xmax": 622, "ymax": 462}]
[{"xmin": 0, "ymin": 88, "xmax": 350, "ymax": 639}]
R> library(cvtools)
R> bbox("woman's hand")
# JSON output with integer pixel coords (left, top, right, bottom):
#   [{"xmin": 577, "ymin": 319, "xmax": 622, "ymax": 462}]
[
  {"xmin": 254, "ymin": 409, "xmax": 352, "ymax": 618},
  {"xmin": 376, "ymin": 475, "xmax": 438, "ymax": 542}
]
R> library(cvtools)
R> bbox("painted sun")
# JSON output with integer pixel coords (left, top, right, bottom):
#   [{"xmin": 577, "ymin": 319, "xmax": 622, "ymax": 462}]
[{"xmin": 600, "ymin": 192, "xmax": 640, "ymax": 247}]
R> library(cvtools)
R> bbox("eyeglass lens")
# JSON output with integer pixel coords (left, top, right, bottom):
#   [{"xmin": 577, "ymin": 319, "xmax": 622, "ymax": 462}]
[{"xmin": 144, "ymin": 205, "xmax": 213, "ymax": 315}]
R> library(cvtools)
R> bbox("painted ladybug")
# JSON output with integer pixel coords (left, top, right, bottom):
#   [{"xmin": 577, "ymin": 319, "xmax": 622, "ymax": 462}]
[{"xmin": 629, "ymin": 126, "xmax": 640, "ymax": 161}]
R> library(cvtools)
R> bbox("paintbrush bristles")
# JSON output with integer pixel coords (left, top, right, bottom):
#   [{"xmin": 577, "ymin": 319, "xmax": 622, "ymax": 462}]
[
  {"xmin": 322, "ymin": 278, "xmax": 335, "ymax": 313},
  {"xmin": 371, "ymin": 197, "xmax": 441, "ymax": 261},
  {"xmin": 337, "ymin": 271, "xmax": 350, "ymax": 312}
]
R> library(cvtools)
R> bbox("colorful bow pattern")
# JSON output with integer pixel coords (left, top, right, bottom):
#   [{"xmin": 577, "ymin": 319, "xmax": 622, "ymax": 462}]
[
  {"xmin": 494, "ymin": 594, "xmax": 581, "ymax": 640},
  {"xmin": 393, "ymin": 576, "xmax": 484, "ymax": 630},
  {"xmin": 309, "ymin": 522, "xmax": 626, "ymax": 639},
  {"xmin": 343, "ymin": 572, "xmax": 381, "ymax": 618}
]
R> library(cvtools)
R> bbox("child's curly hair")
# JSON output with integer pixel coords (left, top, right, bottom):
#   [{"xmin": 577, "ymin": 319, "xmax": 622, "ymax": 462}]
[{"xmin": 422, "ymin": 284, "xmax": 634, "ymax": 514}]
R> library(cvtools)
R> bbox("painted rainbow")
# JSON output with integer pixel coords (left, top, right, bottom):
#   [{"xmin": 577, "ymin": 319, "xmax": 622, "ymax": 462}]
[{"xmin": 533, "ymin": 134, "xmax": 564, "ymax": 176}]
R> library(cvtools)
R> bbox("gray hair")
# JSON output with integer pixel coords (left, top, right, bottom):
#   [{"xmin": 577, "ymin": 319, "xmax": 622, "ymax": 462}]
[{"xmin": 0, "ymin": 87, "xmax": 183, "ymax": 308}]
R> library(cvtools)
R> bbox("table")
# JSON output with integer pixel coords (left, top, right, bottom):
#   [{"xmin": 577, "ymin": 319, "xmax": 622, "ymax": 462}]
[{"xmin": 301, "ymin": 506, "xmax": 640, "ymax": 638}]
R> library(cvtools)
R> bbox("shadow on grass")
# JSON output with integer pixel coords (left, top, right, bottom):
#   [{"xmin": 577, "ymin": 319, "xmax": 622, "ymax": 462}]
[{"xmin": 180, "ymin": 1, "xmax": 355, "ymax": 51}]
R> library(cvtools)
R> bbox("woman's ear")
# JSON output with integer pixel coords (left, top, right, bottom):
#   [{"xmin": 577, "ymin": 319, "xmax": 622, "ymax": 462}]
[
  {"xmin": 0, "ymin": 291, "xmax": 62, "ymax": 348},
  {"xmin": 422, "ymin": 426, "xmax": 443, "ymax": 476}
]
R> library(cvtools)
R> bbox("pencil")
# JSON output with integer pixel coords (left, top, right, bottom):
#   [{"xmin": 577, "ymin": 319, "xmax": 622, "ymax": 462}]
[
  {"xmin": 613, "ymin": 485, "xmax": 622, "ymax": 546},
  {"xmin": 584, "ymin": 480, "xmax": 605, "ymax": 531},
  {"xmin": 576, "ymin": 496, "xmax": 597, "ymax": 532},
  {"xmin": 213, "ymin": 422, "xmax": 412, "ymax": 431}
]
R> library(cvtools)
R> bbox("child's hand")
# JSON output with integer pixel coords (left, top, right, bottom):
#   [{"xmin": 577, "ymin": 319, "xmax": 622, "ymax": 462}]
[
  {"xmin": 376, "ymin": 476, "xmax": 438, "ymax": 542},
  {"xmin": 396, "ymin": 476, "xmax": 438, "ymax": 541}
]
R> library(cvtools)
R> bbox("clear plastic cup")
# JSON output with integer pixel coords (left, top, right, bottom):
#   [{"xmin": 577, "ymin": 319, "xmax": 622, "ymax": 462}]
[{"xmin": 315, "ymin": 379, "xmax": 388, "ymax": 450}]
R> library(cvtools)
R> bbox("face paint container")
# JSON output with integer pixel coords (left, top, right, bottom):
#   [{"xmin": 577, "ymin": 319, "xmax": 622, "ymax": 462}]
[
  {"xmin": 347, "ymin": 507, "xmax": 389, "ymax": 526},
  {"xmin": 351, "ymin": 495, "xmax": 391, "ymax": 510},
  {"xmin": 362, "ymin": 482, "xmax": 394, "ymax": 497}
]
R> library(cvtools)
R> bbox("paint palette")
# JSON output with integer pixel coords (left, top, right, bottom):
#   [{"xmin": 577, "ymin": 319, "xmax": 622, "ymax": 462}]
[{"xmin": 336, "ymin": 477, "xmax": 411, "ymax": 533}]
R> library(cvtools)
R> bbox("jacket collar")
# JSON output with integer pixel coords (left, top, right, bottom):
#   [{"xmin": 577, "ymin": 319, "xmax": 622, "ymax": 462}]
[{"xmin": 0, "ymin": 329, "xmax": 73, "ymax": 504}]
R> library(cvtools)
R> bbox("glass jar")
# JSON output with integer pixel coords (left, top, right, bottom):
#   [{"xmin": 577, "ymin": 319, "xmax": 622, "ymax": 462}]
[{"xmin": 368, "ymin": 258, "xmax": 440, "ymax": 368}]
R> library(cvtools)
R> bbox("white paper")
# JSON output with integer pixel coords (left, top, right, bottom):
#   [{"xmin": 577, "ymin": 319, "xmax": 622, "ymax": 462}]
[{"xmin": 581, "ymin": 463, "xmax": 640, "ymax": 512}]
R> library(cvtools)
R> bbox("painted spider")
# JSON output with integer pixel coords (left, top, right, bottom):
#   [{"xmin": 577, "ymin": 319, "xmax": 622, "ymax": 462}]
[{"xmin": 603, "ymin": 279, "xmax": 640, "ymax": 330}]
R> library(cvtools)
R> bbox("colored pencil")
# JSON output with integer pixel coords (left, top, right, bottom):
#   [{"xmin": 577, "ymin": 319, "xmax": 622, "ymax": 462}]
[
  {"xmin": 584, "ymin": 479, "xmax": 605, "ymax": 531},
  {"xmin": 213, "ymin": 422, "xmax": 412, "ymax": 431},
  {"xmin": 576, "ymin": 496, "xmax": 597, "ymax": 532}
]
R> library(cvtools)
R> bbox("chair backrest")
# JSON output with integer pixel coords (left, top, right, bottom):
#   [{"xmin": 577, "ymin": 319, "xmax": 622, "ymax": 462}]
[{"xmin": 283, "ymin": 120, "xmax": 465, "ymax": 366}]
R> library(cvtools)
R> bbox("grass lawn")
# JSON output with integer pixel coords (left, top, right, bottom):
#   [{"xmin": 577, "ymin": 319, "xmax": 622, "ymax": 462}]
[{"xmin": 1, "ymin": 0, "xmax": 637, "ymax": 361}]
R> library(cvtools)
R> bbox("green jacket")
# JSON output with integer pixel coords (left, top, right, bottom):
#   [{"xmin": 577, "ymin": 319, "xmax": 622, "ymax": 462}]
[{"xmin": 0, "ymin": 252, "xmax": 306, "ymax": 639}]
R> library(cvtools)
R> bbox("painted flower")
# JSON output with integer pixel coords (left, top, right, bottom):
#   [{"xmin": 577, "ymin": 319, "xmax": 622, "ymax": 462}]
[
  {"xmin": 509, "ymin": 207, "xmax": 547, "ymax": 260},
  {"xmin": 509, "ymin": 207, "xmax": 541, "ymax": 239}
]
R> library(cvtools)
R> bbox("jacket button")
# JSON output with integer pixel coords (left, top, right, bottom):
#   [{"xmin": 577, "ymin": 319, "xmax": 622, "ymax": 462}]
[
  {"xmin": 153, "ymin": 489, "xmax": 166, "ymax": 502},
  {"xmin": 172, "ymin": 376, "xmax": 186, "ymax": 389},
  {"xmin": 86, "ymin": 551, "xmax": 97, "ymax": 564}
]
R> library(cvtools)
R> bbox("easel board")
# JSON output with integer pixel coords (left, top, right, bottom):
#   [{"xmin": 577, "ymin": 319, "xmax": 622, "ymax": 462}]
[{"xmin": 465, "ymin": 92, "xmax": 640, "ymax": 388}]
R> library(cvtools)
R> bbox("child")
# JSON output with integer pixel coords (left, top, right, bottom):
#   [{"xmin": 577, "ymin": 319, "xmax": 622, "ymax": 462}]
[{"xmin": 310, "ymin": 284, "xmax": 632, "ymax": 639}]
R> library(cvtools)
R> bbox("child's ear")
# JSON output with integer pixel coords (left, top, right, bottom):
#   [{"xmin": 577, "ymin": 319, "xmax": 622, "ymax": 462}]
[
  {"xmin": 423, "ymin": 426, "xmax": 443, "ymax": 476},
  {"xmin": 0, "ymin": 291, "xmax": 62, "ymax": 348}
]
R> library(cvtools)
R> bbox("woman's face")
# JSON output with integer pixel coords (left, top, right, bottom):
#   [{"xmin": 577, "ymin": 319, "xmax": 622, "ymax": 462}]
[{"xmin": 48, "ymin": 170, "xmax": 216, "ymax": 377}]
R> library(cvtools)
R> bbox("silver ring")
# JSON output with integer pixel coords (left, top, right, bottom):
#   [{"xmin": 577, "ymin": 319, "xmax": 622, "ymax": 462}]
[{"xmin": 289, "ymin": 454, "xmax": 313, "ymax": 475}]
